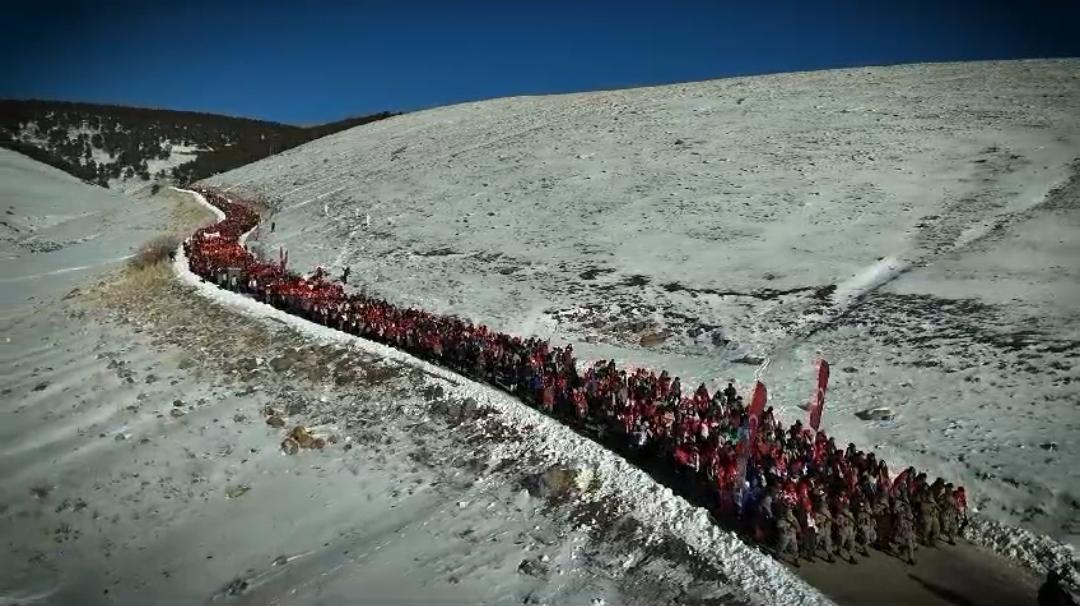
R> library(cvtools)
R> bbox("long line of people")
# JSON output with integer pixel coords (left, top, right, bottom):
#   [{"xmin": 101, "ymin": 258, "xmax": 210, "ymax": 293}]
[{"xmin": 183, "ymin": 189, "xmax": 968, "ymax": 566}]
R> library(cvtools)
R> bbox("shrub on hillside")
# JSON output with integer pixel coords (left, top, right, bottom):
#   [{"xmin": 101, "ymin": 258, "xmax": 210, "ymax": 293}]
[{"xmin": 129, "ymin": 234, "xmax": 181, "ymax": 270}]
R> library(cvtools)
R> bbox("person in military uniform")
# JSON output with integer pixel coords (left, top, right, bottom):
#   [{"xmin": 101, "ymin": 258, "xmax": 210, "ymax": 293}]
[
  {"xmin": 893, "ymin": 496, "xmax": 918, "ymax": 565},
  {"xmin": 938, "ymin": 482, "xmax": 959, "ymax": 545},
  {"xmin": 917, "ymin": 489, "xmax": 941, "ymax": 546},
  {"xmin": 812, "ymin": 500, "xmax": 835, "ymax": 563},
  {"xmin": 834, "ymin": 501, "xmax": 858, "ymax": 563},
  {"xmin": 775, "ymin": 504, "xmax": 801, "ymax": 566},
  {"xmin": 854, "ymin": 498, "xmax": 877, "ymax": 556}
]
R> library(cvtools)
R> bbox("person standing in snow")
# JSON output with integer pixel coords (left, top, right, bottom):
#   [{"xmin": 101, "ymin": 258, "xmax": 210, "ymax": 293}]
[
  {"xmin": 668, "ymin": 377, "xmax": 682, "ymax": 406},
  {"xmin": 341, "ymin": 266, "xmax": 351, "ymax": 285},
  {"xmin": 723, "ymin": 381, "xmax": 738, "ymax": 404}
]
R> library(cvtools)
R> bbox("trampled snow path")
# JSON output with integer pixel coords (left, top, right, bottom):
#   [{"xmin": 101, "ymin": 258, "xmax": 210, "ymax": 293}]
[{"xmin": 172, "ymin": 188, "xmax": 834, "ymax": 606}]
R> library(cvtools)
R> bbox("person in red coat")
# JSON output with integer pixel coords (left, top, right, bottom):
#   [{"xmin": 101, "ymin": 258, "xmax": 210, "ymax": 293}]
[
  {"xmin": 954, "ymin": 486, "xmax": 968, "ymax": 529},
  {"xmin": 540, "ymin": 383, "xmax": 555, "ymax": 412}
]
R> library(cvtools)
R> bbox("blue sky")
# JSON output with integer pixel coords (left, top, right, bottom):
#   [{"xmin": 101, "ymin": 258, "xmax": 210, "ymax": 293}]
[{"xmin": 3, "ymin": 0, "xmax": 1078, "ymax": 124}]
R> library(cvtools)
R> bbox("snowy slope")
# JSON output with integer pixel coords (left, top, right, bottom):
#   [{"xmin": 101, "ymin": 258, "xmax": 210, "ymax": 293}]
[
  {"xmin": 0, "ymin": 155, "xmax": 779, "ymax": 605},
  {"xmin": 0, "ymin": 149, "xmax": 166, "ymax": 309},
  {"xmin": 4, "ymin": 297, "xmax": 765, "ymax": 606},
  {"xmin": 202, "ymin": 59, "xmax": 1080, "ymax": 550}
]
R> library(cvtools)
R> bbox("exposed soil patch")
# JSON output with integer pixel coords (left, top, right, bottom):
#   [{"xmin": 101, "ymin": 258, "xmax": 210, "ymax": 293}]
[
  {"xmin": 840, "ymin": 292, "xmax": 1080, "ymax": 362},
  {"xmin": 660, "ymin": 280, "xmax": 832, "ymax": 302},
  {"xmin": 579, "ymin": 267, "xmax": 615, "ymax": 281}
]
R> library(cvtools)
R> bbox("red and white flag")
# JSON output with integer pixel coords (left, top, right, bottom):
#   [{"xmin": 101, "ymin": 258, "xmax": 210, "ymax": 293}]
[
  {"xmin": 808, "ymin": 358, "xmax": 830, "ymax": 431},
  {"xmin": 735, "ymin": 381, "xmax": 768, "ymax": 485}
]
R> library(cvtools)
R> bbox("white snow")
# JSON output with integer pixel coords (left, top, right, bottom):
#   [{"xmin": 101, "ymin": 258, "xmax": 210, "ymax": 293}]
[
  {"xmin": 0, "ymin": 148, "xmax": 164, "ymax": 308},
  {"xmin": 6, "ymin": 159, "xmax": 764, "ymax": 606},
  {"xmin": 174, "ymin": 188, "xmax": 833, "ymax": 605},
  {"xmin": 200, "ymin": 59, "xmax": 1080, "ymax": 569}
]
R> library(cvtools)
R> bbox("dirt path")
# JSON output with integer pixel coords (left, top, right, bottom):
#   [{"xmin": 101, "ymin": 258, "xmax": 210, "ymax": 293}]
[{"xmin": 795, "ymin": 540, "xmax": 1039, "ymax": 606}]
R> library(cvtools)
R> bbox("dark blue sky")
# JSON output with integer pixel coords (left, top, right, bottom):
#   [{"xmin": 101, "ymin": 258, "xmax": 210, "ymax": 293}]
[{"xmin": 3, "ymin": 0, "xmax": 1078, "ymax": 125}]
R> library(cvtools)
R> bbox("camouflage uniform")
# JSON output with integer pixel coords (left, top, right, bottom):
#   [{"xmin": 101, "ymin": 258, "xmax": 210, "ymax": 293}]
[
  {"xmin": 775, "ymin": 508, "xmax": 801, "ymax": 565},
  {"xmin": 856, "ymin": 506, "xmax": 877, "ymax": 555},
  {"xmin": 812, "ymin": 504, "xmax": 835, "ymax": 562},
  {"xmin": 938, "ymin": 491, "xmax": 959, "ymax": 544},
  {"xmin": 917, "ymin": 492, "xmax": 941, "ymax": 545},
  {"xmin": 871, "ymin": 495, "xmax": 889, "ymax": 546},
  {"xmin": 894, "ymin": 499, "xmax": 918, "ymax": 565},
  {"xmin": 835, "ymin": 506, "xmax": 857, "ymax": 562}
]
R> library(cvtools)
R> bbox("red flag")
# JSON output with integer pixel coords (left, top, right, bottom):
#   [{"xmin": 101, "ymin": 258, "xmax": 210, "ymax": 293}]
[
  {"xmin": 744, "ymin": 381, "xmax": 768, "ymax": 451},
  {"xmin": 808, "ymin": 359, "xmax": 830, "ymax": 431},
  {"xmin": 735, "ymin": 381, "xmax": 768, "ymax": 487},
  {"xmin": 748, "ymin": 381, "xmax": 768, "ymax": 420},
  {"xmin": 890, "ymin": 467, "xmax": 911, "ymax": 495}
]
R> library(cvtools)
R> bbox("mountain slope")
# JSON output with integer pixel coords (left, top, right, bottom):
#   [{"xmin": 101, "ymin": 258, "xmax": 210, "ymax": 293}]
[
  {"xmin": 0, "ymin": 151, "xmax": 773, "ymax": 606},
  {"xmin": 202, "ymin": 59, "xmax": 1080, "ymax": 548},
  {"xmin": 0, "ymin": 99, "xmax": 395, "ymax": 193},
  {"xmin": 0, "ymin": 147, "xmax": 176, "ymax": 307}
]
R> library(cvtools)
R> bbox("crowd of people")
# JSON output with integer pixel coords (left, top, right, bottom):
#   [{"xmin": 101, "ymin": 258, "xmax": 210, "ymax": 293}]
[{"xmin": 184, "ymin": 189, "xmax": 968, "ymax": 567}]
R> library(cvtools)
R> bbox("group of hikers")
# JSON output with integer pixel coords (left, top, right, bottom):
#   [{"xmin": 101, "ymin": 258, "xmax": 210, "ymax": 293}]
[{"xmin": 184, "ymin": 189, "xmax": 968, "ymax": 567}]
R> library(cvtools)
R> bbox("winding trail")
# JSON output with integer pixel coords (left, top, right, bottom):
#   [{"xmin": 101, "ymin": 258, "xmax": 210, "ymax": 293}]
[{"xmin": 172, "ymin": 187, "xmax": 1043, "ymax": 605}]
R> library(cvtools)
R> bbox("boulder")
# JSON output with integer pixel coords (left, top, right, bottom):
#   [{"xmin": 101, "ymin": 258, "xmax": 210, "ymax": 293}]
[
  {"xmin": 288, "ymin": 425, "xmax": 316, "ymax": 449},
  {"xmin": 855, "ymin": 407, "xmax": 895, "ymax": 421},
  {"xmin": 525, "ymin": 465, "xmax": 596, "ymax": 501},
  {"xmin": 280, "ymin": 438, "xmax": 299, "ymax": 455}
]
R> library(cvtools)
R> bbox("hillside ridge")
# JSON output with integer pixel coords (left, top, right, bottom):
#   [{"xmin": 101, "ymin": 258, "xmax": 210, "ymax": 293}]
[{"xmin": 0, "ymin": 99, "xmax": 397, "ymax": 192}]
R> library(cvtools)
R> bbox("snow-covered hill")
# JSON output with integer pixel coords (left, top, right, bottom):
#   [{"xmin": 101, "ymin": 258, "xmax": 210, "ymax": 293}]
[
  {"xmin": 204, "ymin": 59, "xmax": 1080, "ymax": 549},
  {"xmin": 0, "ymin": 100, "xmax": 395, "ymax": 194},
  {"xmin": 0, "ymin": 151, "xmax": 796, "ymax": 606},
  {"xmin": 0, "ymin": 148, "xmax": 170, "ymax": 307}
]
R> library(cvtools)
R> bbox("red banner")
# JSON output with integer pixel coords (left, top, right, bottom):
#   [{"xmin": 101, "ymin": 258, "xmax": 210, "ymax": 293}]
[
  {"xmin": 808, "ymin": 359, "xmax": 830, "ymax": 431},
  {"xmin": 735, "ymin": 381, "xmax": 768, "ymax": 487},
  {"xmin": 748, "ymin": 380, "xmax": 768, "ymax": 420}
]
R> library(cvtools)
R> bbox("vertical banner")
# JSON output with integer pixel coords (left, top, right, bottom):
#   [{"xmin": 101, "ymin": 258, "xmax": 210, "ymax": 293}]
[
  {"xmin": 734, "ymin": 381, "xmax": 768, "ymax": 498},
  {"xmin": 751, "ymin": 380, "xmax": 768, "ymax": 427},
  {"xmin": 808, "ymin": 358, "xmax": 830, "ymax": 431}
]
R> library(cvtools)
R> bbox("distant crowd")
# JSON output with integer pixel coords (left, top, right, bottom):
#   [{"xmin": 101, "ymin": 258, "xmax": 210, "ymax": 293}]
[{"xmin": 184, "ymin": 189, "xmax": 968, "ymax": 566}]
